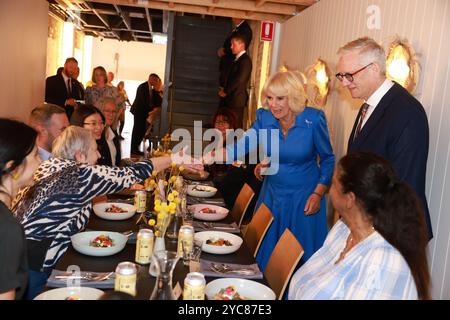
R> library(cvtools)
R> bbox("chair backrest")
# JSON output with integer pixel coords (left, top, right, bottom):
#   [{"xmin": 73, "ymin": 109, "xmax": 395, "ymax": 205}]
[
  {"xmin": 243, "ymin": 203, "xmax": 274, "ymax": 258},
  {"xmin": 264, "ymin": 228, "xmax": 304, "ymax": 300},
  {"xmin": 230, "ymin": 183, "xmax": 255, "ymax": 227}
]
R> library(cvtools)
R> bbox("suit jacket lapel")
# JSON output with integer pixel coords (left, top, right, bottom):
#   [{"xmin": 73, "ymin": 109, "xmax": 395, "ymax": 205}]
[{"xmin": 348, "ymin": 83, "xmax": 399, "ymax": 150}]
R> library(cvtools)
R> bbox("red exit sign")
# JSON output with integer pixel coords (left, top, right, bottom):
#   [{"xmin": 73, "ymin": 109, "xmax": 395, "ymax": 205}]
[{"xmin": 260, "ymin": 21, "xmax": 275, "ymax": 41}]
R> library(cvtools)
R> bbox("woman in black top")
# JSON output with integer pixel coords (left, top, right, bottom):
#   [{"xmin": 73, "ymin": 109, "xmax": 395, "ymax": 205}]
[
  {"xmin": 0, "ymin": 119, "xmax": 41, "ymax": 299},
  {"xmin": 70, "ymin": 104, "xmax": 114, "ymax": 166}
]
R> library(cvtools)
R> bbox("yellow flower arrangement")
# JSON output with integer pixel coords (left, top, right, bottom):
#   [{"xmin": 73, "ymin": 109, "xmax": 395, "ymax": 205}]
[{"xmin": 146, "ymin": 162, "xmax": 185, "ymax": 237}]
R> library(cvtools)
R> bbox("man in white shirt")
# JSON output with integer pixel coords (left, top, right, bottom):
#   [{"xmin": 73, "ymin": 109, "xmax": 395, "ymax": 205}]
[
  {"xmin": 336, "ymin": 37, "xmax": 432, "ymax": 239},
  {"xmin": 29, "ymin": 104, "xmax": 69, "ymax": 161}
]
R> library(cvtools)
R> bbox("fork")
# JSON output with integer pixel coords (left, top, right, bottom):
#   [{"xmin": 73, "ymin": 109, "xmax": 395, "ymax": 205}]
[
  {"xmin": 55, "ymin": 271, "xmax": 114, "ymax": 281},
  {"xmin": 202, "ymin": 222, "xmax": 236, "ymax": 230},
  {"xmin": 210, "ymin": 263, "xmax": 256, "ymax": 275}
]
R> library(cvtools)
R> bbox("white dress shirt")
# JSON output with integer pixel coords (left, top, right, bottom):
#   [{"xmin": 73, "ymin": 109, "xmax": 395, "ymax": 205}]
[
  {"xmin": 106, "ymin": 126, "xmax": 117, "ymax": 166},
  {"xmin": 361, "ymin": 78, "xmax": 394, "ymax": 128}
]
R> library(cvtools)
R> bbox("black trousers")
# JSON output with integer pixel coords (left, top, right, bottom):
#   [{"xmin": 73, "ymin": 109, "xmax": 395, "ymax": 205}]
[{"xmin": 131, "ymin": 114, "xmax": 146, "ymax": 152}]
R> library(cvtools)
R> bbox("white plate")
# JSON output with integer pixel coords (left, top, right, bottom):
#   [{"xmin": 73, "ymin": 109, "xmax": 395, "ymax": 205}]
[
  {"xmin": 194, "ymin": 231, "xmax": 243, "ymax": 254},
  {"xmin": 189, "ymin": 204, "xmax": 229, "ymax": 221},
  {"xmin": 205, "ymin": 278, "xmax": 276, "ymax": 300},
  {"xmin": 187, "ymin": 184, "xmax": 217, "ymax": 198},
  {"xmin": 93, "ymin": 202, "xmax": 136, "ymax": 221},
  {"xmin": 71, "ymin": 231, "xmax": 127, "ymax": 257},
  {"xmin": 34, "ymin": 287, "xmax": 104, "ymax": 300}
]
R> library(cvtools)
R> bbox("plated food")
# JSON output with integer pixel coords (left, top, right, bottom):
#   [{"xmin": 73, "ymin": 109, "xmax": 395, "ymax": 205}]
[
  {"xmin": 105, "ymin": 204, "xmax": 128, "ymax": 213},
  {"xmin": 187, "ymin": 184, "xmax": 217, "ymax": 198},
  {"xmin": 71, "ymin": 231, "xmax": 127, "ymax": 257},
  {"xmin": 205, "ymin": 278, "xmax": 276, "ymax": 300},
  {"xmin": 206, "ymin": 238, "xmax": 233, "ymax": 246},
  {"xmin": 34, "ymin": 287, "xmax": 104, "ymax": 300},
  {"xmin": 93, "ymin": 202, "xmax": 136, "ymax": 221},
  {"xmin": 213, "ymin": 285, "xmax": 248, "ymax": 300},
  {"xmin": 90, "ymin": 235, "xmax": 114, "ymax": 248},
  {"xmin": 188, "ymin": 204, "xmax": 229, "ymax": 221},
  {"xmin": 194, "ymin": 231, "xmax": 242, "ymax": 254}
]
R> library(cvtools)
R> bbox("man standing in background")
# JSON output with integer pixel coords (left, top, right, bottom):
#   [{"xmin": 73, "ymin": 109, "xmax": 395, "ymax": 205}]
[
  {"xmin": 218, "ymin": 34, "xmax": 252, "ymax": 128},
  {"xmin": 45, "ymin": 57, "xmax": 84, "ymax": 119},
  {"xmin": 130, "ymin": 73, "xmax": 163, "ymax": 155}
]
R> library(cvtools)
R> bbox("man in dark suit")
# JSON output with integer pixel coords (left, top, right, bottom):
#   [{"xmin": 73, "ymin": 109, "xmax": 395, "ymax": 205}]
[
  {"xmin": 336, "ymin": 37, "xmax": 432, "ymax": 239},
  {"xmin": 218, "ymin": 34, "xmax": 252, "ymax": 128},
  {"xmin": 130, "ymin": 73, "xmax": 162, "ymax": 155},
  {"xmin": 45, "ymin": 57, "xmax": 84, "ymax": 119},
  {"xmin": 218, "ymin": 19, "xmax": 253, "ymax": 90}
]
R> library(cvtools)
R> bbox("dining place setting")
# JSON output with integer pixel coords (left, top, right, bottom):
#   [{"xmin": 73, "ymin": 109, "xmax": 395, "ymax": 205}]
[{"xmin": 40, "ymin": 165, "xmax": 274, "ymax": 300}]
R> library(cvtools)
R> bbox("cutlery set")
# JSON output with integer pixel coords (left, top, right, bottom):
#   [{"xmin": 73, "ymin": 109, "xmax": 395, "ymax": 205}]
[{"xmin": 54, "ymin": 271, "xmax": 114, "ymax": 282}]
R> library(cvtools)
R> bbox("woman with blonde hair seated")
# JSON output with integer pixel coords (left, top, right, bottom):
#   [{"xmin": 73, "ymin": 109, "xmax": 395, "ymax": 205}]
[
  {"xmin": 13, "ymin": 126, "xmax": 202, "ymax": 299},
  {"xmin": 288, "ymin": 152, "xmax": 430, "ymax": 300}
]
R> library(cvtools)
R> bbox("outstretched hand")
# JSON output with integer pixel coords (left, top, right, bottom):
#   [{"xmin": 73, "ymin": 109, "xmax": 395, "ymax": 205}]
[{"xmin": 171, "ymin": 146, "xmax": 204, "ymax": 173}]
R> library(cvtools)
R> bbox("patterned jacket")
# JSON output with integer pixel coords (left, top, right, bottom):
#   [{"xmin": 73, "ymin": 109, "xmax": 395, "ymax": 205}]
[{"xmin": 13, "ymin": 158, "xmax": 153, "ymax": 271}]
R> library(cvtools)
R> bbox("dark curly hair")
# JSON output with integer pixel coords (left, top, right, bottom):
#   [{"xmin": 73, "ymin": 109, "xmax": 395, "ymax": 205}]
[{"xmin": 338, "ymin": 151, "xmax": 431, "ymax": 299}]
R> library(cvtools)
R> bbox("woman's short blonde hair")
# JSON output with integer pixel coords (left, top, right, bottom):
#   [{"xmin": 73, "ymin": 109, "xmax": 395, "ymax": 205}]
[
  {"xmin": 261, "ymin": 70, "xmax": 307, "ymax": 114},
  {"xmin": 52, "ymin": 126, "xmax": 94, "ymax": 160}
]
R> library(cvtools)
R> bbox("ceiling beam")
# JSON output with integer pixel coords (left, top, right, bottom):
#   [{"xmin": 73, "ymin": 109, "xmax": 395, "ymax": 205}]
[
  {"xmin": 79, "ymin": 1, "xmax": 121, "ymax": 40},
  {"xmin": 90, "ymin": 0, "xmax": 289, "ymax": 22},
  {"xmin": 113, "ymin": 4, "xmax": 137, "ymax": 41},
  {"xmin": 145, "ymin": 7, "xmax": 153, "ymax": 33},
  {"xmin": 156, "ymin": 0, "xmax": 297, "ymax": 15}
]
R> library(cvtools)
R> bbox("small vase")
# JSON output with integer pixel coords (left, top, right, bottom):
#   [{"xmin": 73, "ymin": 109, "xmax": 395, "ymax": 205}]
[
  {"xmin": 149, "ymin": 237, "xmax": 166, "ymax": 277},
  {"xmin": 149, "ymin": 250, "xmax": 180, "ymax": 300},
  {"xmin": 166, "ymin": 212, "xmax": 182, "ymax": 240}
]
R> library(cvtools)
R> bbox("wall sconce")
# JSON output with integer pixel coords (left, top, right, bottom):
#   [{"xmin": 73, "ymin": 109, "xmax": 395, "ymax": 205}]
[
  {"xmin": 304, "ymin": 59, "xmax": 332, "ymax": 108},
  {"xmin": 386, "ymin": 38, "xmax": 419, "ymax": 94}
]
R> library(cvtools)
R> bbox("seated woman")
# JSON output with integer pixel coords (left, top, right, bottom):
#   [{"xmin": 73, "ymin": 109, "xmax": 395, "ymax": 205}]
[
  {"xmin": 209, "ymin": 108, "xmax": 262, "ymax": 221},
  {"xmin": 13, "ymin": 126, "xmax": 201, "ymax": 299},
  {"xmin": 288, "ymin": 151, "xmax": 430, "ymax": 300},
  {"xmin": 95, "ymin": 97, "xmax": 121, "ymax": 166},
  {"xmin": 0, "ymin": 119, "xmax": 41, "ymax": 300},
  {"xmin": 70, "ymin": 104, "xmax": 114, "ymax": 166}
]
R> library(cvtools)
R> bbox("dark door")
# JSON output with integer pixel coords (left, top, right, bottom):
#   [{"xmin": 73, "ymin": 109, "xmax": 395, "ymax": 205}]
[{"xmin": 163, "ymin": 15, "xmax": 232, "ymax": 139}]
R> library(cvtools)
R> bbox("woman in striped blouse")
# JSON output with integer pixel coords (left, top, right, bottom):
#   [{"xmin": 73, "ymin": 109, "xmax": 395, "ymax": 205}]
[
  {"xmin": 13, "ymin": 126, "xmax": 202, "ymax": 299},
  {"xmin": 288, "ymin": 152, "xmax": 430, "ymax": 300}
]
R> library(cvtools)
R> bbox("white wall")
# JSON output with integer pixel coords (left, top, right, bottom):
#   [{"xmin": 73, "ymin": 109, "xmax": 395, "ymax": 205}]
[
  {"xmin": 276, "ymin": 0, "xmax": 450, "ymax": 299},
  {"xmin": 90, "ymin": 38, "xmax": 166, "ymax": 86},
  {"xmin": 0, "ymin": 0, "xmax": 48, "ymax": 121}
]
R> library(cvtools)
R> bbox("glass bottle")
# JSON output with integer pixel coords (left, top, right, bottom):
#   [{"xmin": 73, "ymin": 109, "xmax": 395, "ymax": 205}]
[{"xmin": 150, "ymin": 250, "xmax": 180, "ymax": 300}]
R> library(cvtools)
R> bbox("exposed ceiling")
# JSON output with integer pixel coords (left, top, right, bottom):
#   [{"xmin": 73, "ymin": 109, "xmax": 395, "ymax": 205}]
[{"xmin": 48, "ymin": 0, "xmax": 317, "ymax": 43}]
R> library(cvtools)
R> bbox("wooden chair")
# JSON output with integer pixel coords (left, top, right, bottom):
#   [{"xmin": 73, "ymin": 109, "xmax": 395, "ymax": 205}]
[
  {"xmin": 230, "ymin": 183, "xmax": 255, "ymax": 227},
  {"xmin": 264, "ymin": 228, "xmax": 304, "ymax": 300},
  {"xmin": 243, "ymin": 203, "xmax": 274, "ymax": 257}
]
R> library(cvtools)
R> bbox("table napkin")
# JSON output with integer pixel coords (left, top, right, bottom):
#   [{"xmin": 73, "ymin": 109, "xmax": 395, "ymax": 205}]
[
  {"xmin": 193, "ymin": 221, "xmax": 240, "ymax": 234},
  {"xmin": 47, "ymin": 270, "xmax": 115, "ymax": 289},
  {"xmin": 187, "ymin": 196, "xmax": 226, "ymax": 207},
  {"xmin": 199, "ymin": 259, "xmax": 263, "ymax": 279}
]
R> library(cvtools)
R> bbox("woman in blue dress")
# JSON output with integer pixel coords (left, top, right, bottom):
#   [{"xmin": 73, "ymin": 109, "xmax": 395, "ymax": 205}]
[{"xmin": 216, "ymin": 70, "xmax": 335, "ymax": 271}]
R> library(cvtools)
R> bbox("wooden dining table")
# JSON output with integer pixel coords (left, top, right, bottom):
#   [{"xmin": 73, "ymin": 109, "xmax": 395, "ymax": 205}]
[{"xmin": 53, "ymin": 189, "xmax": 267, "ymax": 300}]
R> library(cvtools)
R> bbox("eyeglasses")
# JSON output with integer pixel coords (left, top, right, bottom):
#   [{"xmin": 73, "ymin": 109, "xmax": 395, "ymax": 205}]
[
  {"xmin": 335, "ymin": 63, "xmax": 373, "ymax": 82},
  {"xmin": 83, "ymin": 121, "xmax": 105, "ymax": 127}
]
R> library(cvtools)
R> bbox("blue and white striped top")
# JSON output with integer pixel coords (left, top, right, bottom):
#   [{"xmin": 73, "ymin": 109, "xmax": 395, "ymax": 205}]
[
  {"xmin": 13, "ymin": 158, "xmax": 153, "ymax": 271},
  {"xmin": 288, "ymin": 220, "xmax": 418, "ymax": 300}
]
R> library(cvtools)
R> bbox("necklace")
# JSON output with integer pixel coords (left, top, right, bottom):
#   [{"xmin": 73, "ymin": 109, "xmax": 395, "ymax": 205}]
[
  {"xmin": 335, "ymin": 234, "xmax": 354, "ymax": 264},
  {"xmin": 334, "ymin": 226, "xmax": 376, "ymax": 265}
]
